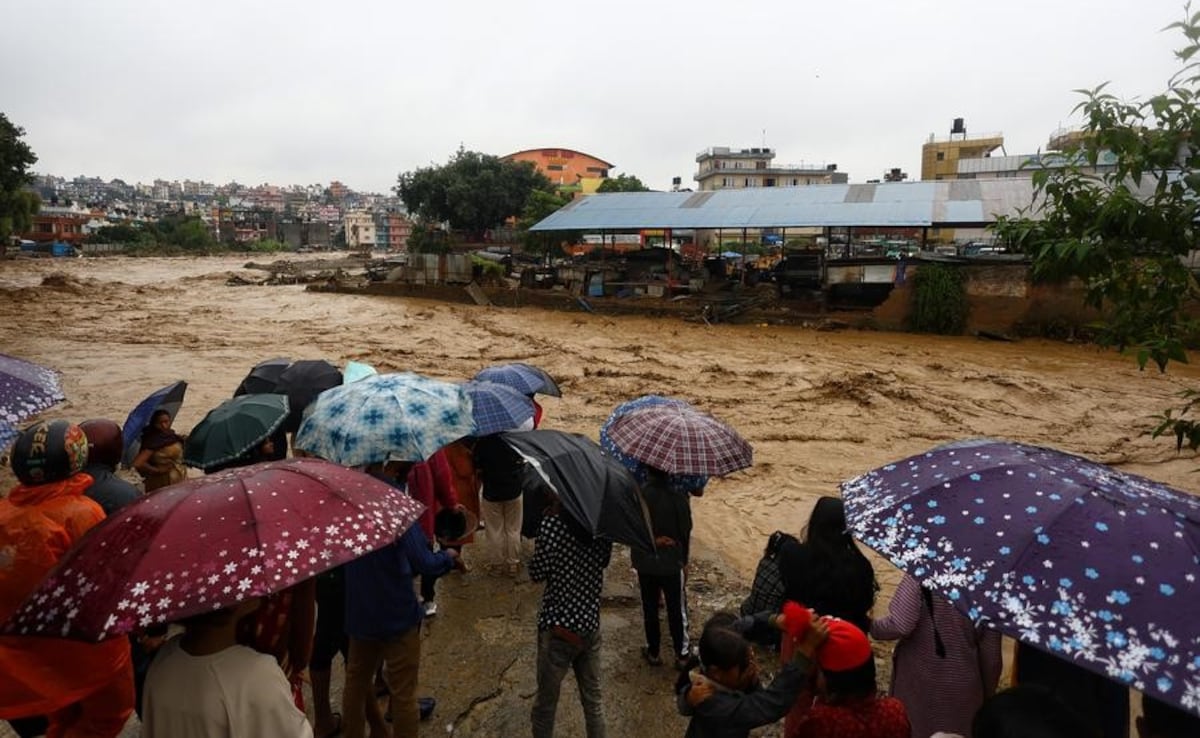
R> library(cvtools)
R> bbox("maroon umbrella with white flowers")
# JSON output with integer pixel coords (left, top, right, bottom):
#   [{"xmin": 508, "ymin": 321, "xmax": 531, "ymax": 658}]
[{"xmin": 2, "ymin": 457, "xmax": 422, "ymax": 642}]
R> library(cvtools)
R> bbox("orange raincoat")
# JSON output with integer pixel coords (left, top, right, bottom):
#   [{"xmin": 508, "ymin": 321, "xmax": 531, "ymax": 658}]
[{"xmin": 0, "ymin": 473, "xmax": 134, "ymax": 720}]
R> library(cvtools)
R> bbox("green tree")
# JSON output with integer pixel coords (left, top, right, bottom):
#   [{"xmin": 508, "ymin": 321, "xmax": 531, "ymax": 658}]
[
  {"xmin": 519, "ymin": 189, "xmax": 577, "ymax": 260},
  {"xmin": 395, "ymin": 148, "xmax": 551, "ymax": 240},
  {"xmin": 0, "ymin": 113, "xmax": 40, "ymax": 246},
  {"xmin": 991, "ymin": 5, "xmax": 1200, "ymax": 449},
  {"xmin": 596, "ymin": 173, "xmax": 651, "ymax": 193}
]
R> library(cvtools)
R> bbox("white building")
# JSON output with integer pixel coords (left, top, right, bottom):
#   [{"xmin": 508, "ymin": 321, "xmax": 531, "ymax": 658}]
[{"xmin": 344, "ymin": 210, "xmax": 376, "ymax": 249}]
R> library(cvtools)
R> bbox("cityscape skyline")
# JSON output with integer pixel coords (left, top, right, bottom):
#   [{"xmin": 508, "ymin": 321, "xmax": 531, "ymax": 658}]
[{"xmin": 2, "ymin": 0, "xmax": 1185, "ymax": 194}]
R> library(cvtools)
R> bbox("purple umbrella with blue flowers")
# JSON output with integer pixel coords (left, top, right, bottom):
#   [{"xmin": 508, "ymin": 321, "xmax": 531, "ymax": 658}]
[
  {"xmin": 0, "ymin": 353, "xmax": 65, "ymax": 450},
  {"xmin": 841, "ymin": 438, "xmax": 1200, "ymax": 716}
]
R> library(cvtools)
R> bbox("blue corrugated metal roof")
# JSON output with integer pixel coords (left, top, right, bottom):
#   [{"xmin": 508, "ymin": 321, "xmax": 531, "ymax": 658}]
[{"xmin": 529, "ymin": 180, "xmax": 1037, "ymax": 231}]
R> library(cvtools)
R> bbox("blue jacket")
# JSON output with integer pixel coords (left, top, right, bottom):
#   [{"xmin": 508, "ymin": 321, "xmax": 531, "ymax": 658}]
[{"xmin": 344, "ymin": 524, "xmax": 454, "ymax": 640}]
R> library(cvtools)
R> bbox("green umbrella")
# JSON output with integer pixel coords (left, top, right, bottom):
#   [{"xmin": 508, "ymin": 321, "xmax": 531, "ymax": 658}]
[{"xmin": 184, "ymin": 394, "xmax": 290, "ymax": 472}]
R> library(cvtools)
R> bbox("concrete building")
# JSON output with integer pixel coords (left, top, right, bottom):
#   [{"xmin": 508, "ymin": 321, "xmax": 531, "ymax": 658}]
[
  {"xmin": 694, "ymin": 147, "xmax": 848, "ymax": 191},
  {"xmin": 375, "ymin": 212, "xmax": 412, "ymax": 252},
  {"xmin": 501, "ymin": 148, "xmax": 614, "ymax": 191},
  {"xmin": 344, "ymin": 210, "xmax": 376, "ymax": 249},
  {"xmin": 921, "ymin": 118, "xmax": 1005, "ymax": 181},
  {"xmin": 279, "ymin": 220, "xmax": 332, "ymax": 249}
]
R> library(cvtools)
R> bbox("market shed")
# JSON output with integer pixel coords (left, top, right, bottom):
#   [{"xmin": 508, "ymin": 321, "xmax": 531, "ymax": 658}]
[{"xmin": 529, "ymin": 179, "xmax": 1039, "ymax": 231}]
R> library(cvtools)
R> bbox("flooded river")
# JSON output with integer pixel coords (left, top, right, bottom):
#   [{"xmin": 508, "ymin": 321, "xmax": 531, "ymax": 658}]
[{"xmin": 2, "ymin": 254, "xmax": 1198, "ymax": 590}]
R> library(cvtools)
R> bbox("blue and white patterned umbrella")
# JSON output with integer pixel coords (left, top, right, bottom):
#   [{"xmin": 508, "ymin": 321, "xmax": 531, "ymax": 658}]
[
  {"xmin": 293, "ymin": 372, "xmax": 473, "ymax": 466},
  {"xmin": 599, "ymin": 395, "xmax": 708, "ymax": 494},
  {"xmin": 0, "ymin": 353, "xmax": 65, "ymax": 450},
  {"xmin": 841, "ymin": 438, "xmax": 1200, "ymax": 716},
  {"xmin": 460, "ymin": 380, "xmax": 535, "ymax": 436}
]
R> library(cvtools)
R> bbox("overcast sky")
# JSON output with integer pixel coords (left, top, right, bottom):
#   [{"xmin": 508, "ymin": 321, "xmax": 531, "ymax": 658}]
[{"xmin": 1, "ymin": 0, "xmax": 1187, "ymax": 193}]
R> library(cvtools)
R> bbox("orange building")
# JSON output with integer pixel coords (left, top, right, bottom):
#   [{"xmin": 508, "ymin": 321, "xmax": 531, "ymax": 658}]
[{"xmin": 501, "ymin": 148, "xmax": 614, "ymax": 189}]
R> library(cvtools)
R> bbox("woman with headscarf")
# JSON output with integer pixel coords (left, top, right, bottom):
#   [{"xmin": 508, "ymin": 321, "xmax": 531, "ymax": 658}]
[
  {"xmin": 776, "ymin": 496, "xmax": 879, "ymax": 735},
  {"xmin": 133, "ymin": 409, "xmax": 188, "ymax": 492}
]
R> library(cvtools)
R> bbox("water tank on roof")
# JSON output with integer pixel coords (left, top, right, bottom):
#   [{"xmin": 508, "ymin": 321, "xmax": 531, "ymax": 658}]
[{"xmin": 951, "ymin": 118, "xmax": 966, "ymax": 135}]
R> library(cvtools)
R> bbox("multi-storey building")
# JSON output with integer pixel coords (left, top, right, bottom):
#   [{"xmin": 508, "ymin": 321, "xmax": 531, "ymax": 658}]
[
  {"xmin": 375, "ymin": 212, "xmax": 412, "ymax": 252},
  {"xmin": 501, "ymin": 148, "xmax": 614, "ymax": 193},
  {"xmin": 694, "ymin": 147, "xmax": 847, "ymax": 191},
  {"xmin": 920, "ymin": 119, "xmax": 1005, "ymax": 181},
  {"xmin": 344, "ymin": 210, "xmax": 376, "ymax": 249}
]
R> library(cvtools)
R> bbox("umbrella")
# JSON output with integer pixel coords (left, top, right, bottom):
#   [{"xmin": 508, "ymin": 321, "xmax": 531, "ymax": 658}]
[
  {"xmin": 841, "ymin": 438, "xmax": 1200, "ymax": 716},
  {"xmin": 604, "ymin": 403, "xmax": 753, "ymax": 476},
  {"xmin": 0, "ymin": 353, "xmax": 66, "ymax": 450},
  {"xmin": 293, "ymin": 372, "xmax": 473, "ymax": 467},
  {"xmin": 1, "ymin": 458, "xmax": 424, "ymax": 642},
  {"xmin": 474, "ymin": 363, "xmax": 562, "ymax": 397},
  {"xmin": 121, "ymin": 380, "xmax": 188, "ymax": 468},
  {"xmin": 600, "ymin": 395, "xmax": 708, "ymax": 494},
  {"xmin": 344, "ymin": 360, "xmax": 378, "ymax": 384},
  {"xmin": 183, "ymin": 394, "xmax": 290, "ymax": 472},
  {"xmin": 500, "ymin": 429, "xmax": 654, "ymax": 552},
  {"xmin": 233, "ymin": 357, "xmax": 291, "ymax": 397},
  {"xmin": 461, "ymin": 380, "xmax": 536, "ymax": 435},
  {"xmin": 276, "ymin": 359, "xmax": 343, "ymax": 432}
]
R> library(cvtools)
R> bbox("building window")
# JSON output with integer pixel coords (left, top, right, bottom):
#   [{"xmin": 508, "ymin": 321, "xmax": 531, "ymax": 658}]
[
  {"xmin": 764, "ymin": 178, "xmax": 775, "ymax": 187},
  {"xmin": 744, "ymin": 178, "xmax": 753, "ymax": 187},
  {"xmin": 722, "ymin": 177, "xmax": 734, "ymax": 187},
  {"xmin": 547, "ymin": 165, "xmax": 564, "ymax": 171},
  {"xmin": 936, "ymin": 151, "xmax": 945, "ymax": 161},
  {"xmin": 791, "ymin": 178, "xmax": 799, "ymax": 186}
]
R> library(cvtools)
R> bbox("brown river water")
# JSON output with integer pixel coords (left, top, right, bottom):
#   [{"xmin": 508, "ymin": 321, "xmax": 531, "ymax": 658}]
[{"xmin": 2, "ymin": 254, "xmax": 1198, "ymax": 591}]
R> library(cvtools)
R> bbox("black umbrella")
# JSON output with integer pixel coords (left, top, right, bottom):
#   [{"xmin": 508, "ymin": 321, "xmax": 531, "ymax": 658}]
[
  {"xmin": 500, "ymin": 429, "xmax": 653, "ymax": 552},
  {"xmin": 275, "ymin": 359, "xmax": 343, "ymax": 432},
  {"xmin": 233, "ymin": 357, "xmax": 291, "ymax": 397}
]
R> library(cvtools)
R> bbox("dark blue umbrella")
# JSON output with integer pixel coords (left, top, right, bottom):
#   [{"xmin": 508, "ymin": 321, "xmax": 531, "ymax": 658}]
[
  {"xmin": 500, "ymin": 429, "xmax": 653, "ymax": 552},
  {"xmin": 233, "ymin": 357, "xmax": 290, "ymax": 397},
  {"xmin": 841, "ymin": 438, "xmax": 1200, "ymax": 716},
  {"xmin": 460, "ymin": 380, "xmax": 535, "ymax": 436},
  {"xmin": 0, "ymin": 353, "xmax": 65, "ymax": 449},
  {"xmin": 474, "ymin": 363, "xmax": 562, "ymax": 397},
  {"xmin": 121, "ymin": 380, "xmax": 188, "ymax": 467},
  {"xmin": 599, "ymin": 395, "xmax": 708, "ymax": 494}
]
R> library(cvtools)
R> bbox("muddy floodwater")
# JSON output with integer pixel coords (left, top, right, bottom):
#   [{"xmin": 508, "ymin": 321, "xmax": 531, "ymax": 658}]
[
  {"xmin": 1, "ymin": 254, "xmax": 1196, "ymax": 736},
  {"xmin": 3, "ymin": 255, "xmax": 1197, "ymax": 573}
]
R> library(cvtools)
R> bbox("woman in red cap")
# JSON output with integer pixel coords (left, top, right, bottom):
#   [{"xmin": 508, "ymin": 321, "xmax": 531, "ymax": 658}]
[{"xmin": 790, "ymin": 632, "xmax": 909, "ymax": 738}]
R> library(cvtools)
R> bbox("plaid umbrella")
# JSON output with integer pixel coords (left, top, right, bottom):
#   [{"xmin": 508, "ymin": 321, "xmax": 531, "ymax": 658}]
[
  {"xmin": 841, "ymin": 438, "xmax": 1200, "ymax": 717},
  {"xmin": 121, "ymin": 380, "xmax": 188, "ymax": 468},
  {"xmin": 474, "ymin": 363, "xmax": 562, "ymax": 397},
  {"xmin": 0, "ymin": 353, "xmax": 65, "ymax": 450},
  {"xmin": 461, "ymin": 380, "xmax": 535, "ymax": 435},
  {"xmin": 2, "ymin": 458, "xmax": 424, "ymax": 641},
  {"xmin": 605, "ymin": 403, "xmax": 752, "ymax": 476},
  {"xmin": 599, "ymin": 395, "xmax": 708, "ymax": 494},
  {"xmin": 293, "ymin": 372, "xmax": 473, "ymax": 466}
]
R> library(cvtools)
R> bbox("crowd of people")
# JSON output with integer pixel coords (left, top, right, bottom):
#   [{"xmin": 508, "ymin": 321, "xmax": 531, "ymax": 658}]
[{"xmin": 0, "ymin": 392, "xmax": 1198, "ymax": 738}]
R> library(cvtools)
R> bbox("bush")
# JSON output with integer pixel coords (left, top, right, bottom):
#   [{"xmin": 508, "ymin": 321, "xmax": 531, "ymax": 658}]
[
  {"xmin": 910, "ymin": 263, "xmax": 968, "ymax": 334},
  {"xmin": 244, "ymin": 238, "xmax": 288, "ymax": 253}
]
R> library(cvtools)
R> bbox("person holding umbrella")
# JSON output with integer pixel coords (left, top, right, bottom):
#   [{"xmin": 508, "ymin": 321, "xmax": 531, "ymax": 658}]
[
  {"xmin": 633, "ymin": 465, "xmax": 695, "ymax": 670},
  {"xmin": 529, "ymin": 492, "xmax": 613, "ymax": 738},
  {"xmin": 341, "ymin": 459, "xmax": 462, "ymax": 738},
  {"xmin": 133, "ymin": 409, "xmax": 188, "ymax": 491},
  {"xmin": 869, "ymin": 574, "xmax": 1002, "ymax": 738}
]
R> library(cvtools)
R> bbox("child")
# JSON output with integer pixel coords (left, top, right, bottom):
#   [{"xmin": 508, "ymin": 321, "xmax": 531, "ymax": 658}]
[{"xmin": 676, "ymin": 608, "xmax": 830, "ymax": 738}]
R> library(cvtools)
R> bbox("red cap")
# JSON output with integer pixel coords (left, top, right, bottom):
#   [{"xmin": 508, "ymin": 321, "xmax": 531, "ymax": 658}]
[{"xmin": 817, "ymin": 618, "xmax": 872, "ymax": 672}]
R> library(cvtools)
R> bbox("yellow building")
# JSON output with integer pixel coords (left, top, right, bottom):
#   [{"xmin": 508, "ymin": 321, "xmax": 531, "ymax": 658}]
[{"xmin": 920, "ymin": 118, "xmax": 1004, "ymax": 181}]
